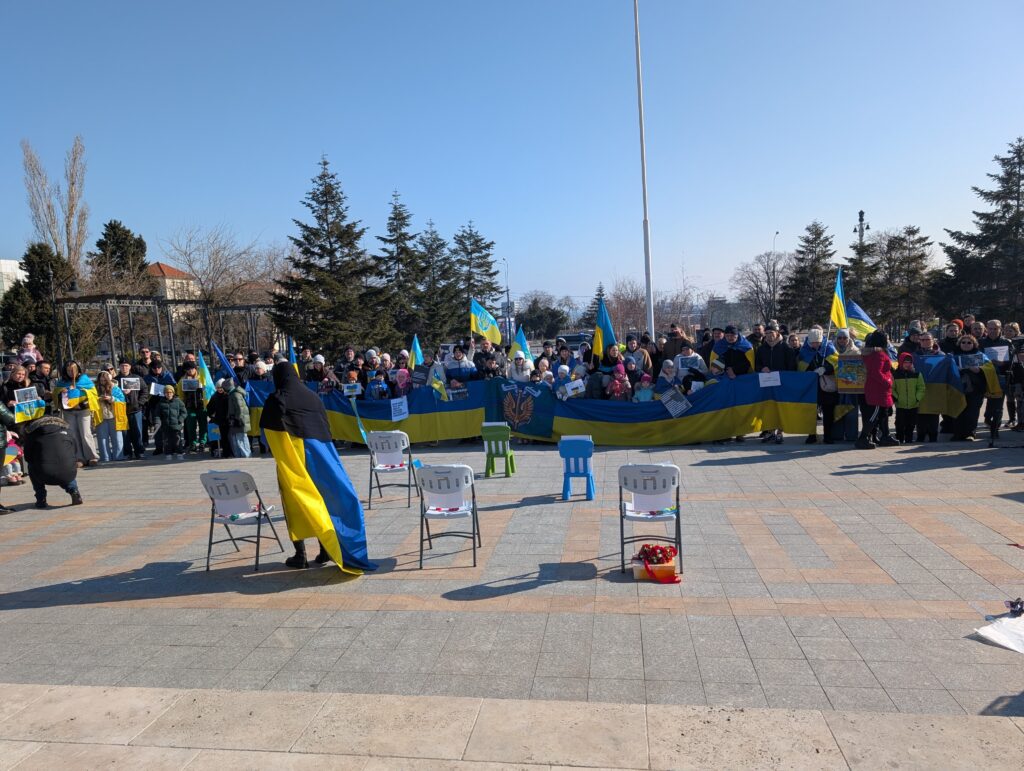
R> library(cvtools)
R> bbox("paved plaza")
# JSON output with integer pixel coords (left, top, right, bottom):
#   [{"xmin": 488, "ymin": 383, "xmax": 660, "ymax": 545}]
[{"xmin": 2, "ymin": 439, "xmax": 1024, "ymax": 766}]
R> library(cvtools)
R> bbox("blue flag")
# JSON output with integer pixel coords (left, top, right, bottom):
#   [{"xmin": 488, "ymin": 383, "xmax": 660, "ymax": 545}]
[{"xmin": 211, "ymin": 341, "xmax": 235, "ymax": 381}]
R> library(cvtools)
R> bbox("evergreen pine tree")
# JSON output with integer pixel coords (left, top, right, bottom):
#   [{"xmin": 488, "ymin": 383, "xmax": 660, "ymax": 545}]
[
  {"xmin": 578, "ymin": 283, "xmax": 606, "ymax": 329},
  {"xmin": 872, "ymin": 226, "xmax": 933, "ymax": 333},
  {"xmin": 87, "ymin": 220, "xmax": 149, "ymax": 282},
  {"xmin": 376, "ymin": 192, "xmax": 423, "ymax": 345},
  {"xmin": 0, "ymin": 242, "xmax": 74, "ymax": 352},
  {"xmin": 450, "ymin": 221, "xmax": 501, "ymax": 308},
  {"xmin": 415, "ymin": 221, "xmax": 462, "ymax": 346},
  {"xmin": 270, "ymin": 157, "xmax": 377, "ymax": 351},
  {"xmin": 938, "ymin": 137, "xmax": 1024, "ymax": 320},
  {"xmin": 843, "ymin": 237, "xmax": 877, "ymax": 309},
  {"xmin": 778, "ymin": 221, "xmax": 837, "ymax": 329}
]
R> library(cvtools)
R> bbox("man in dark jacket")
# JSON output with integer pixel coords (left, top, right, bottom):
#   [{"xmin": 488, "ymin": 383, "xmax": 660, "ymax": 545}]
[
  {"xmin": 116, "ymin": 359, "xmax": 148, "ymax": 460},
  {"xmin": 754, "ymin": 324, "xmax": 797, "ymax": 443},
  {"xmin": 979, "ymin": 319, "xmax": 1013, "ymax": 444},
  {"xmin": 661, "ymin": 324, "xmax": 687, "ymax": 364},
  {"xmin": 699, "ymin": 328, "xmax": 724, "ymax": 366},
  {"xmin": 23, "ymin": 416, "xmax": 83, "ymax": 509},
  {"xmin": 144, "ymin": 362, "xmax": 176, "ymax": 455}
]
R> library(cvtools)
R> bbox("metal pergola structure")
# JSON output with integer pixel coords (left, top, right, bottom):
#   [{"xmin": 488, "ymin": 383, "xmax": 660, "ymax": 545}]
[{"xmin": 54, "ymin": 294, "xmax": 278, "ymax": 368}]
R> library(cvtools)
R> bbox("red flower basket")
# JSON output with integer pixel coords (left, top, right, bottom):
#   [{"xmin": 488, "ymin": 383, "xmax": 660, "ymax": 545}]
[{"xmin": 631, "ymin": 543, "xmax": 680, "ymax": 583}]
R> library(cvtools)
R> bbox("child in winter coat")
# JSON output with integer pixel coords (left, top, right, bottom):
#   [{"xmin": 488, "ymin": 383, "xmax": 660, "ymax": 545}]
[
  {"xmin": 553, "ymin": 365, "xmax": 572, "ymax": 394},
  {"xmin": 633, "ymin": 373, "xmax": 654, "ymax": 402},
  {"xmin": 364, "ymin": 370, "xmax": 391, "ymax": 400},
  {"xmin": 605, "ymin": 363, "xmax": 632, "ymax": 401},
  {"xmin": 893, "ymin": 352, "xmax": 926, "ymax": 443},
  {"xmin": 156, "ymin": 385, "xmax": 187, "ymax": 459}
]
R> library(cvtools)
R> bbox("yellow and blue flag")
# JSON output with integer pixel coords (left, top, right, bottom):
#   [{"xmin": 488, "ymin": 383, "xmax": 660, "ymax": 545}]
[
  {"xmin": 197, "ymin": 351, "xmax": 217, "ymax": 405},
  {"xmin": 288, "ymin": 336, "xmax": 299, "ymax": 374},
  {"xmin": 510, "ymin": 325, "xmax": 530, "ymax": 360},
  {"xmin": 592, "ymin": 297, "xmax": 617, "ymax": 357},
  {"xmin": 845, "ymin": 299, "xmax": 877, "ymax": 340},
  {"xmin": 431, "ymin": 368, "xmax": 449, "ymax": 402},
  {"xmin": 830, "ymin": 268, "xmax": 848, "ymax": 329},
  {"xmin": 14, "ymin": 393, "xmax": 46, "ymax": 423},
  {"xmin": 259, "ymin": 362, "xmax": 374, "ymax": 574},
  {"xmin": 470, "ymin": 299, "xmax": 502, "ymax": 345},
  {"xmin": 409, "ymin": 334, "xmax": 423, "ymax": 371}
]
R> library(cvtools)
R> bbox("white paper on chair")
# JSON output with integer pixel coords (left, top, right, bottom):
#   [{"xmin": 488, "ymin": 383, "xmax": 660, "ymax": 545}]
[
  {"xmin": 975, "ymin": 616, "xmax": 1024, "ymax": 654},
  {"xmin": 758, "ymin": 371, "xmax": 782, "ymax": 388},
  {"xmin": 390, "ymin": 395, "xmax": 409, "ymax": 422}
]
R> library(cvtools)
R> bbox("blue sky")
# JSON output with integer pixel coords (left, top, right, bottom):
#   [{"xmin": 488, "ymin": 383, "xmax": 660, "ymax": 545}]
[{"xmin": 1, "ymin": 1, "xmax": 1021, "ymax": 304}]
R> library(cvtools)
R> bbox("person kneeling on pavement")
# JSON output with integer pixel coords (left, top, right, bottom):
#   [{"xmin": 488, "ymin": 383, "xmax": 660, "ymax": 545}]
[{"xmin": 23, "ymin": 416, "xmax": 83, "ymax": 509}]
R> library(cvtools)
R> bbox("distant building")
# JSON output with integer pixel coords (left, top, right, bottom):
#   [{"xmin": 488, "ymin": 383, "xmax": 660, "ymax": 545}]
[
  {"xmin": 0, "ymin": 258, "xmax": 26, "ymax": 299},
  {"xmin": 704, "ymin": 294, "xmax": 757, "ymax": 331},
  {"xmin": 146, "ymin": 261, "xmax": 197, "ymax": 300}
]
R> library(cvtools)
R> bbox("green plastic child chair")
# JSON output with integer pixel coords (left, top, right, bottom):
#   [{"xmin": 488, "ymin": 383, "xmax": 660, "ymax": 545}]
[{"xmin": 482, "ymin": 421, "xmax": 516, "ymax": 478}]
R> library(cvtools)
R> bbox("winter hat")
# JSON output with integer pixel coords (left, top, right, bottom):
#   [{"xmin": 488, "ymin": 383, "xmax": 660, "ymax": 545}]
[
  {"xmin": 366, "ymin": 348, "xmax": 379, "ymax": 359},
  {"xmin": 807, "ymin": 328, "xmax": 824, "ymax": 344},
  {"xmin": 398, "ymin": 349, "xmax": 409, "ymax": 359},
  {"xmin": 623, "ymin": 355, "xmax": 636, "ymax": 366},
  {"xmin": 865, "ymin": 329, "xmax": 889, "ymax": 349},
  {"xmin": 558, "ymin": 365, "xmax": 570, "ymax": 375},
  {"xmin": 724, "ymin": 325, "xmax": 738, "ymax": 335},
  {"xmin": 513, "ymin": 350, "xmax": 525, "ymax": 360},
  {"xmin": 835, "ymin": 328, "xmax": 850, "ymax": 339},
  {"xmin": 254, "ymin": 360, "xmax": 268, "ymax": 372},
  {"xmin": 640, "ymin": 373, "xmax": 653, "ymax": 384},
  {"xmin": 612, "ymin": 363, "xmax": 625, "ymax": 375},
  {"xmin": 898, "ymin": 352, "xmax": 914, "ymax": 366},
  {"xmin": 313, "ymin": 354, "xmax": 325, "ymax": 364},
  {"xmin": 951, "ymin": 318, "xmax": 964, "ymax": 330},
  {"xmin": 215, "ymin": 378, "xmax": 225, "ymax": 389},
  {"xmin": 908, "ymin": 324, "xmax": 922, "ymax": 335}
]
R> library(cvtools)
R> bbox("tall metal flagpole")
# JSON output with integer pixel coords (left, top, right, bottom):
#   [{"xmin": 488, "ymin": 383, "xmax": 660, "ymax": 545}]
[{"xmin": 633, "ymin": 0, "xmax": 655, "ymax": 336}]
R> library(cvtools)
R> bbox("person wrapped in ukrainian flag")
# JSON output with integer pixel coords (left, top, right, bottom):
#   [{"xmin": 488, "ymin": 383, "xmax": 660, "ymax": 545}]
[{"xmin": 259, "ymin": 361, "xmax": 375, "ymax": 573}]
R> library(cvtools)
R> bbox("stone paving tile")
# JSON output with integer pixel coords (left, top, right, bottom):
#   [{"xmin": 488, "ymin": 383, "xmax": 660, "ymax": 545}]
[{"xmin": 2, "ymin": 443, "xmax": 1023, "ymax": 715}]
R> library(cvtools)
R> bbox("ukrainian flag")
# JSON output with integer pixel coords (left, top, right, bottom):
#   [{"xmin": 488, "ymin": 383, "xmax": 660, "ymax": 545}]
[
  {"xmin": 409, "ymin": 334, "xmax": 424, "ymax": 370},
  {"xmin": 288, "ymin": 336, "xmax": 299, "ymax": 374},
  {"xmin": 845, "ymin": 299, "xmax": 877, "ymax": 340},
  {"xmin": 111, "ymin": 387, "xmax": 128, "ymax": 431},
  {"xmin": 259, "ymin": 362, "xmax": 375, "ymax": 574},
  {"xmin": 592, "ymin": 297, "xmax": 617, "ymax": 358},
  {"xmin": 197, "ymin": 351, "xmax": 217, "ymax": 405},
  {"xmin": 830, "ymin": 269, "xmax": 848, "ymax": 329},
  {"xmin": 431, "ymin": 368, "xmax": 449, "ymax": 402},
  {"xmin": 470, "ymin": 299, "xmax": 502, "ymax": 345},
  {"xmin": 510, "ymin": 326, "xmax": 530, "ymax": 360},
  {"xmin": 54, "ymin": 373, "xmax": 102, "ymax": 427},
  {"xmin": 14, "ymin": 397, "xmax": 45, "ymax": 423}
]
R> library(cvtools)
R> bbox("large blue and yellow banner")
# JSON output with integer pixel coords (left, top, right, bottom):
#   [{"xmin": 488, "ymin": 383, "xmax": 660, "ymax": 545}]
[{"xmin": 246, "ymin": 373, "xmax": 820, "ymax": 446}]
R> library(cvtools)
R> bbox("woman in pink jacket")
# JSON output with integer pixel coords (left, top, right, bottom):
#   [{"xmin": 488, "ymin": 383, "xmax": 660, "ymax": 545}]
[{"xmin": 857, "ymin": 330, "xmax": 899, "ymax": 449}]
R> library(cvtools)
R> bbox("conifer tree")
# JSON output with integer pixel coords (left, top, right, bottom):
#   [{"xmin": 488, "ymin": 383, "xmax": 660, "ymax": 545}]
[
  {"xmin": 843, "ymin": 237, "xmax": 877, "ymax": 309},
  {"xmin": 88, "ymin": 220, "xmax": 148, "ymax": 278},
  {"xmin": 271, "ymin": 157, "xmax": 377, "ymax": 351},
  {"xmin": 450, "ymin": 221, "xmax": 501, "ymax": 308},
  {"xmin": 872, "ymin": 226, "xmax": 933, "ymax": 332},
  {"xmin": 778, "ymin": 221, "xmax": 836, "ymax": 329},
  {"xmin": 376, "ymin": 192, "xmax": 423, "ymax": 345},
  {"xmin": 578, "ymin": 283, "xmax": 606, "ymax": 329},
  {"xmin": 937, "ymin": 137, "xmax": 1024, "ymax": 320},
  {"xmin": 0, "ymin": 242, "xmax": 74, "ymax": 352},
  {"xmin": 415, "ymin": 221, "xmax": 462, "ymax": 346}
]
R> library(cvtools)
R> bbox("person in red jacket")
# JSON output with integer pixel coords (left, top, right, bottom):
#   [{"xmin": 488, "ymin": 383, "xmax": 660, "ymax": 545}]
[{"xmin": 857, "ymin": 330, "xmax": 899, "ymax": 449}]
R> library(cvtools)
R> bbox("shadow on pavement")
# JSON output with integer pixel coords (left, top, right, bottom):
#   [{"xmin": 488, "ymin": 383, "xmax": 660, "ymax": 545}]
[{"xmin": 441, "ymin": 561, "xmax": 598, "ymax": 600}]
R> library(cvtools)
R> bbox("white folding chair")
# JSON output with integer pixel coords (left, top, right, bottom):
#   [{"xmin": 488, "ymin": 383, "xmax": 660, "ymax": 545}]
[
  {"xmin": 367, "ymin": 430, "xmax": 418, "ymax": 508},
  {"xmin": 201, "ymin": 470, "xmax": 283, "ymax": 572},
  {"xmin": 415, "ymin": 464, "xmax": 480, "ymax": 569},
  {"xmin": 618, "ymin": 463, "xmax": 682, "ymax": 574}
]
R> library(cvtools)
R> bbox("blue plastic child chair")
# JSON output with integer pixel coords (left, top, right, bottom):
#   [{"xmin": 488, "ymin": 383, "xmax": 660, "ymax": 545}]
[{"xmin": 558, "ymin": 435, "xmax": 595, "ymax": 501}]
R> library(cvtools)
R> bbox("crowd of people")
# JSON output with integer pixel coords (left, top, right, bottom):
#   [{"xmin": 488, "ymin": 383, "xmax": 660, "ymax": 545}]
[{"xmin": 2, "ymin": 314, "xmax": 1023, "ymax": 511}]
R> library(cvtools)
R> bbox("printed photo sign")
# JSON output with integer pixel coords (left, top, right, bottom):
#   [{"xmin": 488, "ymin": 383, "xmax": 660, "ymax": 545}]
[{"xmin": 836, "ymin": 355, "xmax": 866, "ymax": 394}]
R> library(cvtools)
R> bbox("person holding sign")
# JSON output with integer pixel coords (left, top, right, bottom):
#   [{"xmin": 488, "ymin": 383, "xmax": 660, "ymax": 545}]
[
  {"xmin": 55, "ymin": 361, "xmax": 100, "ymax": 466},
  {"xmin": 754, "ymin": 323, "xmax": 797, "ymax": 444},
  {"xmin": 94, "ymin": 370, "xmax": 126, "ymax": 462},
  {"xmin": 0, "ymin": 403, "xmax": 17, "ymax": 513},
  {"xmin": 177, "ymin": 361, "xmax": 208, "ymax": 453},
  {"xmin": 144, "ymin": 362, "xmax": 176, "ymax": 456},
  {"xmin": 979, "ymin": 320, "xmax": 1012, "ymax": 444},
  {"xmin": 952, "ymin": 335, "xmax": 990, "ymax": 441},
  {"xmin": 115, "ymin": 361, "xmax": 147, "ymax": 460}
]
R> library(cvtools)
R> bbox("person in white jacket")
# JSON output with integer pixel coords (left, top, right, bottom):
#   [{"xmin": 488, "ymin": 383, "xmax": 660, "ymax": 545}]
[{"xmin": 509, "ymin": 350, "xmax": 534, "ymax": 383}]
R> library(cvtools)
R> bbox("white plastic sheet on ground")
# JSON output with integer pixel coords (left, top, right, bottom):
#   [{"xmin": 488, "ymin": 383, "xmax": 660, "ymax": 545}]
[{"xmin": 975, "ymin": 616, "xmax": 1024, "ymax": 654}]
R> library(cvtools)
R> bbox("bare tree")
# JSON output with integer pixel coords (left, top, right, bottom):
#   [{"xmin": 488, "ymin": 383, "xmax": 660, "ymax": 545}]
[
  {"xmin": 161, "ymin": 224, "xmax": 261, "ymax": 307},
  {"xmin": 731, "ymin": 251, "xmax": 792, "ymax": 324},
  {"xmin": 606, "ymin": 277, "xmax": 647, "ymax": 339},
  {"xmin": 22, "ymin": 136, "xmax": 90, "ymax": 275}
]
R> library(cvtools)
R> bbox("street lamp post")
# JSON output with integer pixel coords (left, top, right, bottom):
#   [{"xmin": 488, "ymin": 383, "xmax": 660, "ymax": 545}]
[
  {"xmin": 501, "ymin": 257, "xmax": 512, "ymax": 345},
  {"xmin": 633, "ymin": 0, "xmax": 655, "ymax": 337}
]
